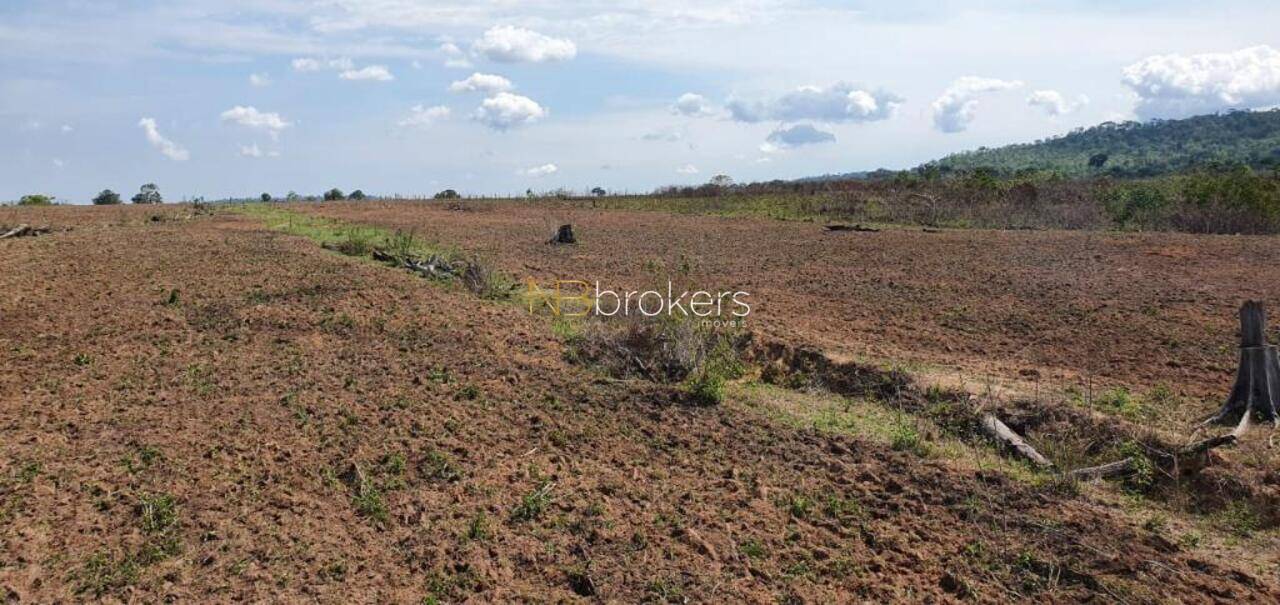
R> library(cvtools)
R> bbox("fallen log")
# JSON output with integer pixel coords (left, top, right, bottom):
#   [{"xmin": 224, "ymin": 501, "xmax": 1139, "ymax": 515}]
[
  {"xmin": 1068, "ymin": 458, "xmax": 1136, "ymax": 481},
  {"xmin": 824, "ymin": 223, "xmax": 880, "ymax": 233},
  {"xmin": 0, "ymin": 224, "xmax": 48, "ymax": 239},
  {"xmin": 980, "ymin": 414, "xmax": 1053, "ymax": 468}
]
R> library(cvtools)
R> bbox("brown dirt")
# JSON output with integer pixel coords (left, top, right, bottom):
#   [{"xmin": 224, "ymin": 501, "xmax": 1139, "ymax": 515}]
[
  {"xmin": 1, "ymin": 204, "xmax": 1277, "ymax": 602},
  {"xmin": 303, "ymin": 200, "xmax": 1280, "ymax": 408}
]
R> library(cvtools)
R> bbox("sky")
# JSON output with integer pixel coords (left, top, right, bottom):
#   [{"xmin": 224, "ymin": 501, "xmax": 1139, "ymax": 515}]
[{"xmin": 3, "ymin": 0, "xmax": 1280, "ymax": 202}]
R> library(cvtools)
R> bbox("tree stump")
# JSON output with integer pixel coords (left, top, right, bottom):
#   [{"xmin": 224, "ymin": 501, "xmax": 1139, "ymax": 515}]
[
  {"xmin": 548, "ymin": 224, "xmax": 576, "ymax": 245},
  {"xmin": 1205, "ymin": 301, "xmax": 1280, "ymax": 432}
]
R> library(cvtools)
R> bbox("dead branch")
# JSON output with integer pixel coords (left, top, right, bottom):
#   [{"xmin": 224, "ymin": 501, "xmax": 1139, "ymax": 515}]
[
  {"xmin": 0, "ymin": 224, "xmax": 50, "ymax": 239},
  {"xmin": 980, "ymin": 414, "xmax": 1053, "ymax": 468},
  {"xmin": 824, "ymin": 223, "xmax": 880, "ymax": 233},
  {"xmin": 1068, "ymin": 458, "xmax": 1136, "ymax": 481}
]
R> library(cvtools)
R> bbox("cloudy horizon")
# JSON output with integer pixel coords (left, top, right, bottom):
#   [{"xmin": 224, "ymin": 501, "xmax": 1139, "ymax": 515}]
[{"xmin": 3, "ymin": 1, "xmax": 1280, "ymax": 203}]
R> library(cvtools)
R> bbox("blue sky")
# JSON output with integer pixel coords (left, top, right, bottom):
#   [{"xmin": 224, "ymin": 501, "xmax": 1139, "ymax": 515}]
[{"xmin": 3, "ymin": 0, "xmax": 1280, "ymax": 202}]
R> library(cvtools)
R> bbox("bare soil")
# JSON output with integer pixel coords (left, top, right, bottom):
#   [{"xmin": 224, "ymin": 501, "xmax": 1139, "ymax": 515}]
[
  {"xmin": 303, "ymin": 200, "xmax": 1280, "ymax": 408},
  {"xmin": 1, "ymin": 204, "xmax": 1277, "ymax": 602}
]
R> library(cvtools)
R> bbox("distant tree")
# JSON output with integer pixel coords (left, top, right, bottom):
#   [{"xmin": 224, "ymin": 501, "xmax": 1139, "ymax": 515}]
[
  {"xmin": 323, "ymin": 188, "xmax": 345, "ymax": 201},
  {"xmin": 18, "ymin": 194, "xmax": 53, "ymax": 206},
  {"xmin": 92, "ymin": 189, "xmax": 122, "ymax": 205},
  {"xmin": 131, "ymin": 183, "xmax": 163, "ymax": 204},
  {"xmin": 260, "ymin": 192, "xmax": 272, "ymax": 203},
  {"xmin": 433, "ymin": 189, "xmax": 460, "ymax": 200},
  {"xmin": 709, "ymin": 174, "xmax": 735, "ymax": 187},
  {"xmin": 285, "ymin": 191, "xmax": 300, "ymax": 202},
  {"xmin": 526, "ymin": 188, "xmax": 535, "ymax": 199},
  {"xmin": 1088, "ymin": 153, "xmax": 1110, "ymax": 169},
  {"xmin": 591, "ymin": 186, "xmax": 607, "ymax": 197},
  {"xmin": 349, "ymin": 189, "xmax": 366, "ymax": 200}
]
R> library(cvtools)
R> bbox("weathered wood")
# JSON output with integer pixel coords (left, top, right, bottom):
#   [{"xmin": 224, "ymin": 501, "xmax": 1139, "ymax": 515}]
[
  {"xmin": 1068, "ymin": 458, "xmax": 1136, "ymax": 481},
  {"xmin": 1203, "ymin": 301, "xmax": 1280, "ymax": 433},
  {"xmin": 0, "ymin": 224, "xmax": 32, "ymax": 239},
  {"xmin": 824, "ymin": 223, "xmax": 880, "ymax": 233},
  {"xmin": 980, "ymin": 414, "xmax": 1053, "ymax": 468}
]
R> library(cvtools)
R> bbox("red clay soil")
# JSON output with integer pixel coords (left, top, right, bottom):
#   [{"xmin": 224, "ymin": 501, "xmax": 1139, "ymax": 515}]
[
  {"xmin": 0, "ymin": 206, "xmax": 1276, "ymax": 602},
  {"xmin": 304, "ymin": 200, "xmax": 1280, "ymax": 407}
]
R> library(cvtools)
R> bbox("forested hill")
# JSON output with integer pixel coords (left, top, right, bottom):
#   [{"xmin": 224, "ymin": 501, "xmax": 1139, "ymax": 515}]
[{"xmin": 922, "ymin": 109, "xmax": 1280, "ymax": 177}]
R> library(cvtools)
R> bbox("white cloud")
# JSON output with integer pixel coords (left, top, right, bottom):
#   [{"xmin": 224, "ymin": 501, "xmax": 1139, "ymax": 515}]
[
  {"xmin": 676, "ymin": 164, "xmax": 699, "ymax": 175},
  {"xmin": 671, "ymin": 92, "xmax": 715, "ymax": 117},
  {"xmin": 449, "ymin": 72, "xmax": 513, "ymax": 94},
  {"xmin": 52, "ymin": 158, "xmax": 64, "ymax": 168},
  {"xmin": 339, "ymin": 65, "xmax": 394, "ymax": 81},
  {"xmin": 239, "ymin": 143, "xmax": 264, "ymax": 157},
  {"xmin": 1122, "ymin": 45, "xmax": 1280, "ymax": 119},
  {"xmin": 291, "ymin": 57, "xmax": 354, "ymax": 72},
  {"xmin": 763, "ymin": 123, "xmax": 836, "ymax": 150},
  {"xmin": 1026, "ymin": 89, "xmax": 1088, "ymax": 116},
  {"xmin": 930, "ymin": 76, "xmax": 1023, "ymax": 133},
  {"xmin": 440, "ymin": 41, "xmax": 472, "ymax": 68},
  {"xmin": 520, "ymin": 163, "xmax": 558, "ymax": 177},
  {"xmin": 472, "ymin": 92, "xmax": 548, "ymax": 130},
  {"xmin": 472, "ymin": 25, "xmax": 576, "ymax": 63},
  {"xmin": 249, "ymin": 72, "xmax": 271, "ymax": 87},
  {"xmin": 60, "ymin": 124, "xmax": 73, "ymax": 133},
  {"xmin": 398, "ymin": 104, "xmax": 451, "ymax": 128},
  {"xmin": 727, "ymin": 83, "xmax": 902, "ymax": 123},
  {"xmin": 138, "ymin": 117, "xmax": 189, "ymax": 161},
  {"xmin": 220, "ymin": 106, "xmax": 291, "ymax": 139}
]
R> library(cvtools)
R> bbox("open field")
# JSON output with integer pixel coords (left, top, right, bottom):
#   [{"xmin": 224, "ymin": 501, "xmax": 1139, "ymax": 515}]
[
  {"xmin": 301, "ymin": 199, "xmax": 1280, "ymax": 405},
  {"xmin": 3, "ymin": 202, "xmax": 1279, "ymax": 602}
]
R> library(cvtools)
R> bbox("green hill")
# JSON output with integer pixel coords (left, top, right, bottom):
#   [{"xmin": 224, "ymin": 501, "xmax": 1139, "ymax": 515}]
[{"xmin": 923, "ymin": 109, "xmax": 1280, "ymax": 177}]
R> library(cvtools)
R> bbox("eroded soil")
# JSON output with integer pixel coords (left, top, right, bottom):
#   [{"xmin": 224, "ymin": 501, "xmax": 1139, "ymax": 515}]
[{"xmin": 1, "ymin": 204, "xmax": 1277, "ymax": 602}]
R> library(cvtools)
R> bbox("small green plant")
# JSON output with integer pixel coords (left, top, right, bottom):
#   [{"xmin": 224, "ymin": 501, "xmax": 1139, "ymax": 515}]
[
  {"xmin": 890, "ymin": 418, "xmax": 929, "ymax": 456},
  {"xmin": 1216, "ymin": 500, "xmax": 1261, "ymax": 537},
  {"xmin": 138, "ymin": 493, "xmax": 178, "ymax": 534},
  {"xmin": 353, "ymin": 480, "xmax": 389, "ymax": 525},
  {"xmin": 740, "ymin": 538, "xmax": 766, "ymax": 559},
  {"xmin": 421, "ymin": 450, "xmax": 462, "ymax": 483},
  {"xmin": 781, "ymin": 493, "xmax": 813, "ymax": 519},
  {"xmin": 75, "ymin": 552, "xmax": 140, "ymax": 597},
  {"xmin": 74, "ymin": 353, "xmax": 93, "ymax": 366},
  {"xmin": 1093, "ymin": 387, "xmax": 1149, "ymax": 419},
  {"xmin": 512, "ymin": 481, "xmax": 554, "ymax": 522},
  {"xmin": 1118, "ymin": 441, "xmax": 1155, "ymax": 492},
  {"xmin": 467, "ymin": 511, "xmax": 491, "ymax": 541}
]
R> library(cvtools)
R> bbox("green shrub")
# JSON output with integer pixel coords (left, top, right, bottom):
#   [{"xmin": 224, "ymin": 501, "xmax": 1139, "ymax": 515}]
[{"xmin": 18, "ymin": 194, "xmax": 53, "ymax": 206}]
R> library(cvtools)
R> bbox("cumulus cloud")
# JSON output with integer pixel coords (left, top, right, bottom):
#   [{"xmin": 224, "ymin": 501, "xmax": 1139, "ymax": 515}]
[
  {"xmin": 762, "ymin": 123, "xmax": 836, "ymax": 151},
  {"xmin": 930, "ymin": 76, "xmax": 1023, "ymax": 133},
  {"xmin": 520, "ymin": 163, "xmax": 558, "ymax": 177},
  {"xmin": 138, "ymin": 117, "xmax": 189, "ymax": 161},
  {"xmin": 726, "ymin": 83, "xmax": 902, "ymax": 124},
  {"xmin": 472, "ymin": 25, "xmax": 576, "ymax": 63},
  {"xmin": 60, "ymin": 124, "xmax": 73, "ymax": 133},
  {"xmin": 239, "ymin": 143, "xmax": 264, "ymax": 157},
  {"xmin": 472, "ymin": 92, "xmax": 547, "ymax": 130},
  {"xmin": 1026, "ymin": 89, "xmax": 1088, "ymax": 116},
  {"xmin": 249, "ymin": 72, "xmax": 271, "ymax": 87},
  {"xmin": 398, "ymin": 105, "xmax": 451, "ymax": 128},
  {"xmin": 671, "ymin": 92, "xmax": 715, "ymax": 117},
  {"xmin": 676, "ymin": 164, "xmax": 699, "ymax": 175},
  {"xmin": 449, "ymin": 72, "xmax": 513, "ymax": 94},
  {"xmin": 439, "ymin": 42, "xmax": 472, "ymax": 68},
  {"xmin": 220, "ymin": 106, "xmax": 291, "ymax": 139},
  {"xmin": 1122, "ymin": 45, "xmax": 1280, "ymax": 119},
  {"xmin": 291, "ymin": 57, "xmax": 353, "ymax": 72},
  {"xmin": 339, "ymin": 65, "xmax": 394, "ymax": 81}
]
